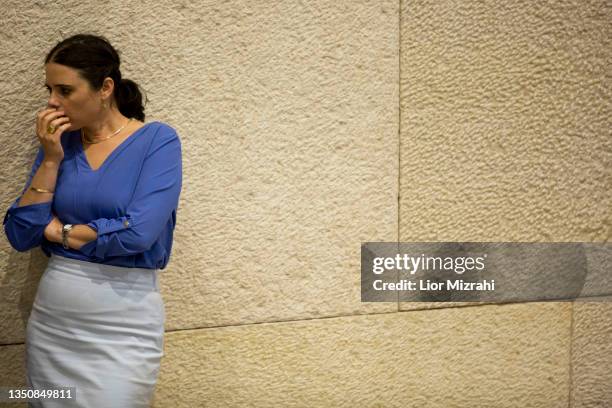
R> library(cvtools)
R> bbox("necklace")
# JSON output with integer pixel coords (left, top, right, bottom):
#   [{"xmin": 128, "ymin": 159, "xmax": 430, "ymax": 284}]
[{"xmin": 81, "ymin": 118, "xmax": 133, "ymax": 145}]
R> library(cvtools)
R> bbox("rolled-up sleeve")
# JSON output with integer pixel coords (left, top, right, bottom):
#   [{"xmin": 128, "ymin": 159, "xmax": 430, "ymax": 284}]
[
  {"xmin": 3, "ymin": 148, "xmax": 53, "ymax": 252},
  {"xmin": 78, "ymin": 130, "xmax": 182, "ymax": 259}
]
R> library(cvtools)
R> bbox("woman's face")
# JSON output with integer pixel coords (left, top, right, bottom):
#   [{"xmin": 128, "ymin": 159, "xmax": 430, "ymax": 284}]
[{"xmin": 44, "ymin": 62, "xmax": 107, "ymax": 130}]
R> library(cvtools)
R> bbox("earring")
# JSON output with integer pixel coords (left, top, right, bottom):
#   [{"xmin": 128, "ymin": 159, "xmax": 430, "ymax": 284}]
[{"xmin": 102, "ymin": 101, "xmax": 107, "ymax": 108}]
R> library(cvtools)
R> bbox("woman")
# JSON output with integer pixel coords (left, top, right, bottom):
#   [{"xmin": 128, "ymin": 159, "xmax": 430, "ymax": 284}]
[{"xmin": 3, "ymin": 34, "xmax": 182, "ymax": 407}]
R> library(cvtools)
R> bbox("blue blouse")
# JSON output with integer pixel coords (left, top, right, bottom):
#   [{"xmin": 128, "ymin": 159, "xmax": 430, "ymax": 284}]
[{"xmin": 3, "ymin": 121, "xmax": 182, "ymax": 270}]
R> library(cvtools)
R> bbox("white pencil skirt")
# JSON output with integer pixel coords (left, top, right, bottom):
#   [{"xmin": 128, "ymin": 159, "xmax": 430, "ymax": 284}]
[{"xmin": 26, "ymin": 254, "xmax": 165, "ymax": 408}]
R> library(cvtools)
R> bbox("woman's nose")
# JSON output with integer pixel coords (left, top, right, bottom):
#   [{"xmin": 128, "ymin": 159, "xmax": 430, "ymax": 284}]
[{"xmin": 47, "ymin": 93, "xmax": 60, "ymax": 109}]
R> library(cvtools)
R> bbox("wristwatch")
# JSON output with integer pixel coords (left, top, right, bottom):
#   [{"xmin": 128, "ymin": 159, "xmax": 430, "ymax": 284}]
[{"xmin": 62, "ymin": 224, "xmax": 74, "ymax": 249}]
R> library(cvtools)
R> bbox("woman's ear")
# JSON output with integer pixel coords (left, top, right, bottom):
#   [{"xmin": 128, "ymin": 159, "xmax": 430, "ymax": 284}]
[{"xmin": 100, "ymin": 77, "xmax": 115, "ymax": 100}]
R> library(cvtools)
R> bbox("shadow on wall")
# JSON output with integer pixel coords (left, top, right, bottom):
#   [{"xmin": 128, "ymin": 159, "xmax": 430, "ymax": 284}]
[{"xmin": 1, "ymin": 249, "xmax": 48, "ymax": 339}]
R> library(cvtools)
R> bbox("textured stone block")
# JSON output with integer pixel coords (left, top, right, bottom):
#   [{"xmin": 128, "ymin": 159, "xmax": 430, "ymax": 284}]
[
  {"xmin": 0, "ymin": 344, "xmax": 27, "ymax": 408},
  {"xmin": 0, "ymin": 251, "xmax": 47, "ymax": 345},
  {"xmin": 399, "ymin": 0, "xmax": 611, "ymax": 242},
  {"xmin": 156, "ymin": 0, "xmax": 400, "ymax": 329},
  {"xmin": 155, "ymin": 303, "xmax": 570, "ymax": 407},
  {"xmin": 571, "ymin": 297, "xmax": 612, "ymax": 407}
]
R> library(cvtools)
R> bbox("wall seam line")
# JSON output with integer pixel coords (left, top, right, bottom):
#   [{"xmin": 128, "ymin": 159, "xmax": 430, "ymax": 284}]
[
  {"xmin": 0, "ymin": 302, "xmax": 552, "ymax": 345},
  {"xmin": 397, "ymin": 0, "xmax": 402, "ymax": 313},
  {"xmin": 160, "ymin": 303, "xmax": 530, "ymax": 333},
  {"xmin": 567, "ymin": 302, "xmax": 575, "ymax": 408}
]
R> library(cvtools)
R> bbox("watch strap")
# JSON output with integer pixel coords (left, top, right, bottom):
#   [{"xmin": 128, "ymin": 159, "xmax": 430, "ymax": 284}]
[{"xmin": 62, "ymin": 224, "xmax": 74, "ymax": 249}]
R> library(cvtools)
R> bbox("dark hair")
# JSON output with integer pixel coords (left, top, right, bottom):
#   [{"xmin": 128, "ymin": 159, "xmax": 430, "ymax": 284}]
[{"xmin": 45, "ymin": 34, "xmax": 146, "ymax": 121}]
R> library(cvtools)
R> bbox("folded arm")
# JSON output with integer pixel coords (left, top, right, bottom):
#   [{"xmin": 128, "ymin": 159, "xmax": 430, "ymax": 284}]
[
  {"xmin": 3, "ymin": 148, "xmax": 60, "ymax": 251},
  {"xmin": 43, "ymin": 217, "xmax": 97, "ymax": 250}
]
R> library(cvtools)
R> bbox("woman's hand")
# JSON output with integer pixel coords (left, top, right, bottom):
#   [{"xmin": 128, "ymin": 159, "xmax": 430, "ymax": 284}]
[
  {"xmin": 43, "ymin": 216, "xmax": 63, "ymax": 243},
  {"xmin": 37, "ymin": 108, "xmax": 71, "ymax": 163}
]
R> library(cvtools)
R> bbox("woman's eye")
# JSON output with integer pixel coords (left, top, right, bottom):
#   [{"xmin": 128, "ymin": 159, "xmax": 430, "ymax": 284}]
[{"xmin": 44, "ymin": 86, "xmax": 71, "ymax": 96}]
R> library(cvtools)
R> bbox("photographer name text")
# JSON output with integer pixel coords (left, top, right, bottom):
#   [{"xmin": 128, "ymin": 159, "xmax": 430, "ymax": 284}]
[{"xmin": 373, "ymin": 279, "xmax": 496, "ymax": 291}]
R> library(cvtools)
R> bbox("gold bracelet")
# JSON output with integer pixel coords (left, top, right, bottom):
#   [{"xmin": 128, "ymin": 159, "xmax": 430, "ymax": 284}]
[{"xmin": 30, "ymin": 186, "xmax": 54, "ymax": 194}]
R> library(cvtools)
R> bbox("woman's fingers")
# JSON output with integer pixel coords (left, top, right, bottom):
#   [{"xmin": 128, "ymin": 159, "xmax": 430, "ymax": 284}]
[
  {"xmin": 46, "ymin": 119, "xmax": 71, "ymax": 141},
  {"xmin": 48, "ymin": 116, "xmax": 70, "ymax": 128},
  {"xmin": 43, "ymin": 110, "xmax": 66, "ymax": 127},
  {"xmin": 36, "ymin": 108, "xmax": 68, "ymax": 162},
  {"xmin": 37, "ymin": 107, "xmax": 55, "ymax": 120},
  {"xmin": 37, "ymin": 109, "xmax": 68, "ymax": 137},
  {"xmin": 36, "ymin": 108, "xmax": 55, "ymax": 134},
  {"xmin": 38, "ymin": 108, "xmax": 62, "ymax": 125},
  {"xmin": 54, "ymin": 122, "xmax": 71, "ymax": 135}
]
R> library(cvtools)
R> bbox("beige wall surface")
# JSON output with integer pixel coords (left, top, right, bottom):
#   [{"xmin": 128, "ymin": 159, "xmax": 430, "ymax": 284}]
[
  {"xmin": 155, "ymin": 303, "xmax": 571, "ymax": 407},
  {"xmin": 0, "ymin": 0, "xmax": 610, "ymax": 407},
  {"xmin": 399, "ymin": 0, "xmax": 610, "ymax": 243},
  {"xmin": 571, "ymin": 297, "xmax": 612, "ymax": 407}
]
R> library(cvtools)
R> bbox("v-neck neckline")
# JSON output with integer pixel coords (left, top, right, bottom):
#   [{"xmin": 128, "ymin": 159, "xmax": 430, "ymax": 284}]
[{"xmin": 77, "ymin": 122, "xmax": 153, "ymax": 172}]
